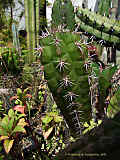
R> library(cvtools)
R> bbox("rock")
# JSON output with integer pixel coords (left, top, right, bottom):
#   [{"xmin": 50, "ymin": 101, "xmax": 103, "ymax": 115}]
[
  {"xmin": 0, "ymin": 88, "xmax": 9, "ymax": 95},
  {"xmin": 54, "ymin": 112, "xmax": 120, "ymax": 160}
]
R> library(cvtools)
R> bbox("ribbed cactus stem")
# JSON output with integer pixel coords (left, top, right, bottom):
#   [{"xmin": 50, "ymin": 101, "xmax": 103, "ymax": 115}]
[
  {"xmin": 24, "ymin": 0, "xmax": 46, "ymax": 52},
  {"xmin": 12, "ymin": 23, "xmax": 21, "ymax": 55},
  {"xmin": 24, "ymin": 0, "xmax": 30, "ymax": 49},
  {"xmin": 31, "ymin": 0, "xmax": 36, "ymax": 49},
  {"xmin": 36, "ymin": 0, "xmax": 40, "ymax": 47}
]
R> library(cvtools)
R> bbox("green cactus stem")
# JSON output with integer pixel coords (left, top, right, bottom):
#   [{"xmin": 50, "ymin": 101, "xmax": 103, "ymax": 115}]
[
  {"xmin": 76, "ymin": 8, "xmax": 120, "ymax": 38},
  {"xmin": 52, "ymin": 0, "xmax": 75, "ymax": 31},
  {"xmin": 40, "ymin": 31, "xmax": 91, "ymax": 137},
  {"xmin": 24, "ymin": 0, "xmax": 46, "ymax": 50}
]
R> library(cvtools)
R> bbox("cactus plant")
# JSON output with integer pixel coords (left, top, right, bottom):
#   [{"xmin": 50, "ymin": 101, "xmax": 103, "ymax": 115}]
[
  {"xmin": 75, "ymin": 8, "xmax": 120, "ymax": 50},
  {"xmin": 40, "ymin": 31, "xmax": 118, "ymax": 137},
  {"xmin": 98, "ymin": 0, "xmax": 111, "ymax": 17},
  {"xmin": 12, "ymin": 23, "xmax": 21, "ymax": 55},
  {"xmin": 24, "ymin": 0, "xmax": 46, "ymax": 50},
  {"xmin": 40, "ymin": 31, "xmax": 91, "ymax": 137},
  {"xmin": 76, "ymin": 7, "xmax": 120, "ymax": 38},
  {"xmin": 52, "ymin": 0, "xmax": 75, "ymax": 31}
]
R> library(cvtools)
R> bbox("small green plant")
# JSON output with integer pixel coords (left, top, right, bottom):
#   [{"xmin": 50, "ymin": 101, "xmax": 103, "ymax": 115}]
[
  {"xmin": 10, "ymin": 88, "xmax": 32, "ymax": 114},
  {"xmin": 83, "ymin": 119, "xmax": 102, "ymax": 134},
  {"xmin": 0, "ymin": 47, "xmax": 22, "ymax": 73},
  {"xmin": 41, "ymin": 104, "xmax": 64, "ymax": 155},
  {"xmin": 0, "ymin": 109, "xmax": 27, "ymax": 154},
  {"xmin": 42, "ymin": 110, "xmax": 63, "ymax": 126}
]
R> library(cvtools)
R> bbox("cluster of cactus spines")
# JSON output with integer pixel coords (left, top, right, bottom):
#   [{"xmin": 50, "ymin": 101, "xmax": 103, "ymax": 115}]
[
  {"xmin": 64, "ymin": 92, "xmax": 79, "ymax": 102},
  {"xmin": 59, "ymin": 76, "xmax": 74, "ymax": 88},
  {"xmin": 70, "ymin": 110, "xmax": 83, "ymax": 135},
  {"xmin": 111, "ymin": 69, "xmax": 120, "ymax": 90},
  {"xmin": 39, "ymin": 28, "xmax": 51, "ymax": 39},
  {"xmin": 56, "ymin": 59, "xmax": 69, "ymax": 72}
]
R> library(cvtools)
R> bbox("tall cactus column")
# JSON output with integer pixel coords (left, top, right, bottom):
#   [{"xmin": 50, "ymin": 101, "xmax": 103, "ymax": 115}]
[
  {"xmin": 52, "ymin": 0, "xmax": 75, "ymax": 31},
  {"xmin": 24, "ymin": 0, "xmax": 46, "ymax": 50},
  {"xmin": 24, "ymin": 0, "xmax": 32, "ymax": 49}
]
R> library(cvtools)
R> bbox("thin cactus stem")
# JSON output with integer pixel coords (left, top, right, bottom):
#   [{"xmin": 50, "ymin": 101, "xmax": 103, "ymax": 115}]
[
  {"xmin": 36, "ymin": 0, "xmax": 40, "ymax": 47},
  {"xmin": 24, "ymin": 0, "xmax": 30, "ymax": 49},
  {"xmin": 73, "ymin": 110, "xmax": 82, "ymax": 135}
]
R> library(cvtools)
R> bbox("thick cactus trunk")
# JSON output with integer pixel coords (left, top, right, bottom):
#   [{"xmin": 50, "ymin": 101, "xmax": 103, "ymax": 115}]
[{"xmin": 40, "ymin": 31, "xmax": 91, "ymax": 137}]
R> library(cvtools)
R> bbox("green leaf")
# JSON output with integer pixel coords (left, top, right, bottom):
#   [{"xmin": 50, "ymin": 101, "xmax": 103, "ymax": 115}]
[
  {"xmin": 23, "ymin": 88, "xmax": 29, "ymax": 95},
  {"xmin": 0, "ymin": 128, "xmax": 8, "ymax": 136},
  {"xmin": 8, "ymin": 117, "xmax": 14, "ymax": 131},
  {"xmin": 1, "ymin": 116, "xmax": 9, "ymax": 130},
  {"xmin": 3, "ymin": 139, "xmax": 14, "ymax": 154},
  {"xmin": 8, "ymin": 109, "xmax": 14, "ymax": 118},
  {"xmin": 41, "ymin": 116, "xmax": 53, "ymax": 124},
  {"xmin": 54, "ymin": 115, "xmax": 63, "ymax": 123},
  {"xmin": 12, "ymin": 126, "xmax": 26, "ymax": 134},
  {"xmin": 17, "ymin": 88, "xmax": 22, "ymax": 96},
  {"xmin": 15, "ymin": 99, "xmax": 20, "ymax": 105},
  {"xmin": 0, "ymin": 136, "xmax": 9, "ymax": 141},
  {"xmin": 16, "ymin": 113, "xmax": 25, "ymax": 121},
  {"xmin": 83, "ymin": 128, "xmax": 89, "ymax": 134},
  {"xmin": 48, "ymin": 112, "xmax": 54, "ymax": 116},
  {"xmin": 0, "ymin": 145, "xmax": 2, "ymax": 152},
  {"xmin": 84, "ymin": 122, "xmax": 89, "ymax": 127},
  {"xmin": 17, "ymin": 118, "xmax": 28, "ymax": 127}
]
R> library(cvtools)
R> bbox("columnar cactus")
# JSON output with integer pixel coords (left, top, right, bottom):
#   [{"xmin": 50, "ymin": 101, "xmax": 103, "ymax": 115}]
[
  {"xmin": 76, "ymin": 7, "xmax": 120, "ymax": 49},
  {"xmin": 40, "ymin": 30, "xmax": 118, "ymax": 137},
  {"xmin": 24, "ymin": 0, "xmax": 46, "ymax": 50},
  {"xmin": 98, "ymin": 0, "xmax": 111, "ymax": 17},
  {"xmin": 52, "ymin": 0, "xmax": 75, "ymax": 31},
  {"xmin": 40, "ymin": 31, "xmax": 91, "ymax": 137}
]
